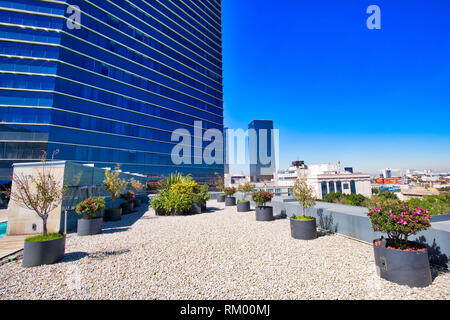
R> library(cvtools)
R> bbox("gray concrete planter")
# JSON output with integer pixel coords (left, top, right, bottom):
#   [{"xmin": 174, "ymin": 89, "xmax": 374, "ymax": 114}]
[
  {"xmin": 373, "ymin": 238, "xmax": 432, "ymax": 288},
  {"xmin": 255, "ymin": 206, "xmax": 273, "ymax": 221},
  {"xmin": 225, "ymin": 196, "xmax": 236, "ymax": 206},
  {"xmin": 190, "ymin": 203, "xmax": 202, "ymax": 215},
  {"xmin": 22, "ymin": 235, "xmax": 66, "ymax": 268},
  {"xmin": 217, "ymin": 195, "xmax": 226, "ymax": 202},
  {"xmin": 237, "ymin": 201, "xmax": 250, "ymax": 212},
  {"xmin": 120, "ymin": 201, "xmax": 133, "ymax": 215},
  {"xmin": 77, "ymin": 217, "xmax": 103, "ymax": 236},
  {"xmin": 201, "ymin": 202, "xmax": 207, "ymax": 212},
  {"xmin": 290, "ymin": 218, "xmax": 317, "ymax": 240},
  {"xmin": 155, "ymin": 209, "xmax": 166, "ymax": 216},
  {"xmin": 133, "ymin": 198, "xmax": 141, "ymax": 208},
  {"xmin": 103, "ymin": 208, "xmax": 122, "ymax": 221}
]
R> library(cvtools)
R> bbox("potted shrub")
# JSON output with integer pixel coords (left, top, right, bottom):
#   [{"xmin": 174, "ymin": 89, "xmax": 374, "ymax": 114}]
[
  {"xmin": 150, "ymin": 191, "xmax": 169, "ymax": 216},
  {"xmin": 120, "ymin": 190, "xmax": 135, "ymax": 215},
  {"xmin": 367, "ymin": 200, "xmax": 432, "ymax": 287},
  {"xmin": 76, "ymin": 196, "xmax": 105, "ymax": 236},
  {"xmin": 130, "ymin": 178, "xmax": 144, "ymax": 208},
  {"xmin": 103, "ymin": 165, "xmax": 128, "ymax": 221},
  {"xmin": 190, "ymin": 193, "xmax": 203, "ymax": 215},
  {"xmin": 252, "ymin": 190, "xmax": 274, "ymax": 221},
  {"xmin": 215, "ymin": 174, "xmax": 226, "ymax": 202},
  {"xmin": 290, "ymin": 176, "xmax": 317, "ymax": 240},
  {"xmin": 199, "ymin": 184, "xmax": 210, "ymax": 212},
  {"xmin": 166, "ymin": 192, "xmax": 192, "ymax": 216},
  {"xmin": 237, "ymin": 182, "xmax": 254, "ymax": 212},
  {"xmin": 10, "ymin": 161, "xmax": 67, "ymax": 267},
  {"xmin": 224, "ymin": 186, "xmax": 237, "ymax": 206}
]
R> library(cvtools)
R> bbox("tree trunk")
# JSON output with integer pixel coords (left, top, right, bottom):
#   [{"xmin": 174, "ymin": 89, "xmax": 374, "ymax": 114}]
[
  {"xmin": 302, "ymin": 206, "xmax": 305, "ymax": 217},
  {"xmin": 42, "ymin": 217, "xmax": 48, "ymax": 236}
]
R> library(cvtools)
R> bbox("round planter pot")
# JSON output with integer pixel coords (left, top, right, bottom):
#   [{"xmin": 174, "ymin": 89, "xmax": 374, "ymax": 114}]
[
  {"xmin": 133, "ymin": 198, "xmax": 141, "ymax": 208},
  {"xmin": 190, "ymin": 203, "xmax": 202, "ymax": 215},
  {"xmin": 120, "ymin": 202, "xmax": 132, "ymax": 215},
  {"xmin": 373, "ymin": 238, "xmax": 432, "ymax": 288},
  {"xmin": 171, "ymin": 210, "xmax": 184, "ymax": 216},
  {"xmin": 225, "ymin": 196, "xmax": 236, "ymax": 206},
  {"xmin": 77, "ymin": 217, "xmax": 103, "ymax": 236},
  {"xmin": 290, "ymin": 218, "xmax": 317, "ymax": 240},
  {"xmin": 155, "ymin": 209, "xmax": 166, "ymax": 216},
  {"xmin": 22, "ymin": 235, "xmax": 66, "ymax": 268},
  {"xmin": 237, "ymin": 201, "xmax": 250, "ymax": 212},
  {"xmin": 255, "ymin": 206, "xmax": 273, "ymax": 221},
  {"xmin": 217, "ymin": 195, "xmax": 226, "ymax": 203},
  {"xmin": 103, "ymin": 208, "xmax": 122, "ymax": 221},
  {"xmin": 201, "ymin": 202, "xmax": 207, "ymax": 212}
]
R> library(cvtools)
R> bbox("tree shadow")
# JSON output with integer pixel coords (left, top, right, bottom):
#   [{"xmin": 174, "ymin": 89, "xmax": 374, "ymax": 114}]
[
  {"xmin": 317, "ymin": 209, "xmax": 338, "ymax": 233},
  {"xmin": 415, "ymin": 235, "xmax": 449, "ymax": 270},
  {"xmin": 101, "ymin": 204, "xmax": 149, "ymax": 232},
  {"xmin": 58, "ymin": 251, "xmax": 89, "ymax": 263}
]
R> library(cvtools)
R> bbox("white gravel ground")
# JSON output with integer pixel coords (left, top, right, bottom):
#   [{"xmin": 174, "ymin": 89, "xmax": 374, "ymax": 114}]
[{"xmin": 0, "ymin": 200, "xmax": 449, "ymax": 300}]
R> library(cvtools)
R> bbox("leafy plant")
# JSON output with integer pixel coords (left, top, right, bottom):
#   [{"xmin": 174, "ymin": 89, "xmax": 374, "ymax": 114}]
[
  {"xmin": 367, "ymin": 200, "xmax": 431, "ymax": 249},
  {"xmin": 406, "ymin": 194, "xmax": 450, "ymax": 216},
  {"xmin": 252, "ymin": 190, "xmax": 274, "ymax": 207},
  {"xmin": 377, "ymin": 191, "xmax": 398, "ymax": 200},
  {"xmin": 150, "ymin": 192, "xmax": 169, "ymax": 215},
  {"xmin": 215, "ymin": 174, "xmax": 225, "ymax": 192},
  {"xmin": 130, "ymin": 178, "xmax": 144, "ymax": 193},
  {"xmin": 166, "ymin": 192, "xmax": 192, "ymax": 215},
  {"xmin": 291, "ymin": 176, "xmax": 316, "ymax": 217},
  {"xmin": 170, "ymin": 181, "xmax": 199, "ymax": 196},
  {"xmin": 120, "ymin": 190, "xmax": 135, "ymax": 202},
  {"xmin": 103, "ymin": 165, "xmax": 128, "ymax": 209},
  {"xmin": 197, "ymin": 184, "xmax": 210, "ymax": 203},
  {"xmin": 75, "ymin": 196, "xmax": 105, "ymax": 219},
  {"xmin": 159, "ymin": 172, "xmax": 192, "ymax": 192},
  {"xmin": 10, "ymin": 158, "xmax": 67, "ymax": 236},
  {"xmin": 224, "ymin": 186, "xmax": 236, "ymax": 197},
  {"xmin": 238, "ymin": 182, "xmax": 255, "ymax": 201}
]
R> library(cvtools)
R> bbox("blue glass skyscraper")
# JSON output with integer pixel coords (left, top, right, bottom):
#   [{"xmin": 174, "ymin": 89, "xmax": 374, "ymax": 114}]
[{"xmin": 0, "ymin": 0, "xmax": 223, "ymax": 182}]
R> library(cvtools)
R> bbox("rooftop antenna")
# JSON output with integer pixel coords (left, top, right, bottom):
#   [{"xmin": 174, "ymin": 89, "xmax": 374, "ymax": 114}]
[{"xmin": 338, "ymin": 160, "xmax": 341, "ymax": 172}]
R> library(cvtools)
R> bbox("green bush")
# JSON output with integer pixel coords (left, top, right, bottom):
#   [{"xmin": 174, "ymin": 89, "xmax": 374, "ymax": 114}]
[
  {"xmin": 322, "ymin": 192, "xmax": 370, "ymax": 207},
  {"xmin": 75, "ymin": 196, "xmax": 105, "ymax": 219},
  {"xmin": 406, "ymin": 194, "xmax": 450, "ymax": 216}
]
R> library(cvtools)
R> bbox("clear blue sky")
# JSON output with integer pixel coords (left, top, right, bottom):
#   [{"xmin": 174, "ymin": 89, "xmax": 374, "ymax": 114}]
[{"xmin": 222, "ymin": 0, "xmax": 450, "ymax": 175}]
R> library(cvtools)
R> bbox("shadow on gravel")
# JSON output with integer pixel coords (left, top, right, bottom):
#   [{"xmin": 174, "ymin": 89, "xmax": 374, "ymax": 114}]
[
  {"xmin": 203, "ymin": 206, "xmax": 221, "ymax": 213},
  {"xmin": 59, "ymin": 251, "xmax": 89, "ymax": 263},
  {"xmin": 101, "ymin": 204, "xmax": 149, "ymax": 233}
]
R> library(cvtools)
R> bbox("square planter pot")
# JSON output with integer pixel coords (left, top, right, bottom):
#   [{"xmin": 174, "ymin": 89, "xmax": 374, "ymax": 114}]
[
  {"xmin": 77, "ymin": 217, "xmax": 103, "ymax": 236},
  {"xmin": 373, "ymin": 238, "xmax": 432, "ymax": 288},
  {"xmin": 255, "ymin": 206, "xmax": 273, "ymax": 221},
  {"xmin": 290, "ymin": 218, "xmax": 317, "ymax": 240},
  {"xmin": 103, "ymin": 208, "xmax": 122, "ymax": 221},
  {"xmin": 217, "ymin": 195, "xmax": 226, "ymax": 203},
  {"xmin": 22, "ymin": 235, "xmax": 66, "ymax": 268},
  {"xmin": 225, "ymin": 196, "xmax": 236, "ymax": 206},
  {"xmin": 237, "ymin": 201, "xmax": 250, "ymax": 212}
]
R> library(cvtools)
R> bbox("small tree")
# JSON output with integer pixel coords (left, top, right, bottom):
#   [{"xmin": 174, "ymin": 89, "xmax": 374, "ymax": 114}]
[
  {"xmin": 291, "ymin": 175, "xmax": 316, "ymax": 217},
  {"xmin": 215, "ymin": 174, "xmax": 225, "ymax": 192},
  {"xmin": 130, "ymin": 178, "xmax": 144, "ymax": 194},
  {"xmin": 10, "ymin": 160, "xmax": 66, "ymax": 236},
  {"xmin": 103, "ymin": 165, "xmax": 128, "ymax": 208},
  {"xmin": 238, "ymin": 182, "xmax": 255, "ymax": 201}
]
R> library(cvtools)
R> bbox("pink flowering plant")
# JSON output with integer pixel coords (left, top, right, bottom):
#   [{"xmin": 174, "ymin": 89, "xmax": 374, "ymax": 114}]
[
  {"xmin": 367, "ymin": 200, "xmax": 431, "ymax": 249},
  {"xmin": 76, "ymin": 196, "xmax": 105, "ymax": 219},
  {"xmin": 224, "ymin": 186, "xmax": 236, "ymax": 197},
  {"xmin": 252, "ymin": 190, "xmax": 275, "ymax": 207},
  {"xmin": 120, "ymin": 190, "xmax": 135, "ymax": 202}
]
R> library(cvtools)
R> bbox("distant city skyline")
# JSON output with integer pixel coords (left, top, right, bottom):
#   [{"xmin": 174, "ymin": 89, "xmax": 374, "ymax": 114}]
[{"xmin": 222, "ymin": 0, "xmax": 450, "ymax": 175}]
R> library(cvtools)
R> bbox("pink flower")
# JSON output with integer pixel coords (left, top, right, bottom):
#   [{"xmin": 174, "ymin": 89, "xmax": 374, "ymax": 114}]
[
  {"xmin": 424, "ymin": 216, "xmax": 430, "ymax": 221},
  {"xmin": 375, "ymin": 208, "xmax": 380, "ymax": 212},
  {"xmin": 389, "ymin": 214, "xmax": 395, "ymax": 219},
  {"xmin": 376, "ymin": 225, "xmax": 380, "ymax": 231}
]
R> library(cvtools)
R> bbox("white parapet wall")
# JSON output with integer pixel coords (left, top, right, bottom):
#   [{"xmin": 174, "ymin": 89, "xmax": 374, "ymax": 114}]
[{"xmin": 7, "ymin": 161, "xmax": 66, "ymax": 236}]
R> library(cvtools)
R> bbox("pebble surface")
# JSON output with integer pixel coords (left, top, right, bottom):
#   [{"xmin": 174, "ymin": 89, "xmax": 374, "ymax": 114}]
[{"xmin": 0, "ymin": 201, "xmax": 449, "ymax": 300}]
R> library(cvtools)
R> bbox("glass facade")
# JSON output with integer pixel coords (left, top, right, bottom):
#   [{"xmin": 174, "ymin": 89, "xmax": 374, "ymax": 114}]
[{"xmin": 0, "ymin": 0, "xmax": 224, "ymax": 181}]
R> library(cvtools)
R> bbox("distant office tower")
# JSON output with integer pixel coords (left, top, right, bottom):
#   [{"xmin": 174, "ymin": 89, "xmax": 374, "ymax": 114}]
[
  {"xmin": 248, "ymin": 120, "xmax": 276, "ymax": 182},
  {"xmin": 0, "ymin": 0, "xmax": 223, "ymax": 182}
]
